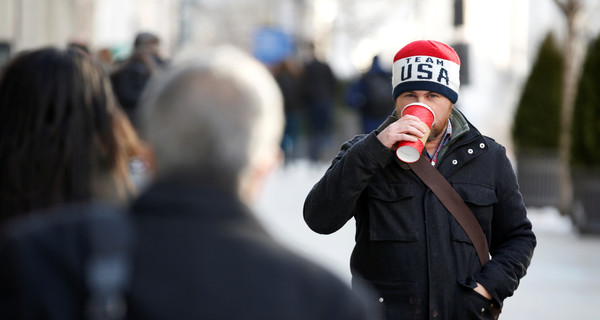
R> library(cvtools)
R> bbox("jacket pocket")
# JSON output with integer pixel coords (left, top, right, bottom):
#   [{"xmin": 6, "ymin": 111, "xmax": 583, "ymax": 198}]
[
  {"xmin": 453, "ymin": 280, "xmax": 496, "ymax": 320},
  {"xmin": 449, "ymin": 183, "xmax": 497, "ymax": 243},
  {"xmin": 372, "ymin": 280, "xmax": 421, "ymax": 320},
  {"xmin": 367, "ymin": 183, "xmax": 418, "ymax": 241}
]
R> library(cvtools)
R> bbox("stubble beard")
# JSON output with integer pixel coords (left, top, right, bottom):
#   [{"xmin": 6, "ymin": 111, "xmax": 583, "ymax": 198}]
[
  {"xmin": 427, "ymin": 123, "xmax": 442, "ymax": 142},
  {"xmin": 427, "ymin": 119, "xmax": 449, "ymax": 143}
]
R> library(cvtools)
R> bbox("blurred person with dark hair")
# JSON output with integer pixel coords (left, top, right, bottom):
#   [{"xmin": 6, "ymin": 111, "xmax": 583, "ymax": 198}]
[
  {"xmin": 272, "ymin": 58, "xmax": 303, "ymax": 161},
  {"xmin": 0, "ymin": 47, "xmax": 141, "ymax": 226},
  {"xmin": 347, "ymin": 55, "xmax": 394, "ymax": 133},
  {"xmin": 111, "ymin": 31, "xmax": 166, "ymax": 127},
  {"xmin": 122, "ymin": 45, "xmax": 380, "ymax": 319},
  {"xmin": 0, "ymin": 47, "xmax": 144, "ymax": 319},
  {"xmin": 302, "ymin": 42, "xmax": 336, "ymax": 162}
]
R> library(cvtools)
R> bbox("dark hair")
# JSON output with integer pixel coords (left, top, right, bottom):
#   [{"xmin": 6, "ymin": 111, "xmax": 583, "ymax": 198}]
[
  {"xmin": 0, "ymin": 47, "xmax": 138, "ymax": 224},
  {"xmin": 134, "ymin": 32, "xmax": 159, "ymax": 49}
]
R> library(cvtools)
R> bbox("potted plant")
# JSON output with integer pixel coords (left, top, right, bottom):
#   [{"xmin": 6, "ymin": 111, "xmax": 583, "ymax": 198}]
[
  {"xmin": 512, "ymin": 33, "xmax": 563, "ymax": 208},
  {"xmin": 570, "ymin": 32, "xmax": 600, "ymax": 234}
]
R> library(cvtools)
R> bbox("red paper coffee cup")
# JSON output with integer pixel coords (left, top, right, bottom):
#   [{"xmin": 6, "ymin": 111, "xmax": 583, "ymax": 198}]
[
  {"xmin": 396, "ymin": 103, "xmax": 436, "ymax": 163},
  {"xmin": 400, "ymin": 102, "xmax": 435, "ymax": 127}
]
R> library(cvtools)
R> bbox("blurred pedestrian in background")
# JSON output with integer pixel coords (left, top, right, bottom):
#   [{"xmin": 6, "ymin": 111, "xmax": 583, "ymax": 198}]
[
  {"xmin": 301, "ymin": 43, "xmax": 336, "ymax": 163},
  {"xmin": 111, "ymin": 31, "xmax": 167, "ymax": 127},
  {"xmin": 0, "ymin": 47, "xmax": 142, "ymax": 227},
  {"xmin": 0, "ymin": 47, "xmax": 144, "ymax": 319},
  {"xmin": 347, "ymin": 55, "xmax": 394, "ymax": 133},
  {"xmin": 67, "ymin": 40, "xmax": 91, "ymax": 55},
  {"xmin": 123, "ymin": 45, "xmax": 380, "ymax": 319},
  {"xmin": 96, "ymin": 47, "xmax": 116, "ymax": 74},
  {"xmin": 272, "ymin": 58, "xmax": 304, "ymax": 162}
]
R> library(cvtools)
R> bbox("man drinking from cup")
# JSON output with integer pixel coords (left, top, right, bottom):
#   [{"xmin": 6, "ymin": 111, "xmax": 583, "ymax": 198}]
[{"xmin": 303, "ymin": 40, "xmax": 536, "ymax": 320}]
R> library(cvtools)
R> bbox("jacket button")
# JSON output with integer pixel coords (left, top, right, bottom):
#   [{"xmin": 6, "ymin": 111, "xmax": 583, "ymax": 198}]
[
  {"xmin": 379, "ymin": 297, "xmax": 384, "ymax": 303},
  {"xmin": 452, "ymin": 159, "xmax": 458, "ymax": 165},
  {"xmin": 468, "ymin": 148, "xmax": 474, "ymax": 154},
  {"xmin": 480, "ymin": 143, "xmax": 485, "ymax": 149},
  {"xmin": 481, "ymin": 307, "xmax": 485, "ymax": 313}
]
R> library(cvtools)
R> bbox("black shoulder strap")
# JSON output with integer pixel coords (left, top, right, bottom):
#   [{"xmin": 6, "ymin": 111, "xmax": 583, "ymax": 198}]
[
  {"xmin": 85, "ymin": 206, "xmax": 133, "ymax": 320},
  {"xmin": 405, "ymin": 155, "xmax": 490, "ymax": 266}
]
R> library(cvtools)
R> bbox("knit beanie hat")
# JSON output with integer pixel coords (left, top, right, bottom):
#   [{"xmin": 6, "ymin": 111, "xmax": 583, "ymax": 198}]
[{"xmin": 392, "ymin": 40, "xmax": 461, "ymax": 103}]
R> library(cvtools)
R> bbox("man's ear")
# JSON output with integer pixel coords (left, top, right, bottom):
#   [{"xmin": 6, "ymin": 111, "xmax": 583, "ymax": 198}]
[{"xmin": 241, "ymin": 147, "xmax": 283, "ymax": 204}]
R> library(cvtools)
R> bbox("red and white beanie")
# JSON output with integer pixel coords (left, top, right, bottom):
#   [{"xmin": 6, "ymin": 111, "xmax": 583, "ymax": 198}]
[{"xmin": 392, "ymin": 40, "xmax": 461, "ymax": 103}]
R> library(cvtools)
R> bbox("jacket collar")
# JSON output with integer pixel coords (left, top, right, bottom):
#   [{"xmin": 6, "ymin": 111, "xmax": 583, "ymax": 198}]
[
  {"xmin": 131, "ymin": 175, "xmax": 249, "ymax": 221},
  {"xmin": 438, "ymin": 108, "xmax": 471, "ymax": 160},
  {"xmin": 448, "ymin": 108, "xmax": 470, "ymax": 141},
  {"xmin": 436, "ymin": 110, "xmax": 489, "ymax": 176}
]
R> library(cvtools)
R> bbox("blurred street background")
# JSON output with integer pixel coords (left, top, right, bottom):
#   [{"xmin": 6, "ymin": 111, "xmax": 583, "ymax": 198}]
[
  {"xmin": 2, "ymin": 0, "xmax": 600, "ymax": 319},
  {"xmin": 1, "ymin": 0, "xmax": 598, "ymax": 156}
]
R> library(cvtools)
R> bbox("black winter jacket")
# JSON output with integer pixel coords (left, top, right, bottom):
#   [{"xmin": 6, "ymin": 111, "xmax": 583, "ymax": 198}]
[
  {"xmin": 0, "ymin": 179, "xmax": 382, "ymax": 320},
  {"xmin": 127, "ymin": 178, "xmax": 381, "ymax": 320},
  {"xmin": 304, "ymin": 110, "xmax": 536, "ymax": 320}
]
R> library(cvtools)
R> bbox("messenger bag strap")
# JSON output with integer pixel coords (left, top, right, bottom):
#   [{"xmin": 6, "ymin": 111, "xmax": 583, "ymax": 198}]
[
  {"xmin": 86, "ymin": 206, "xmax": 133, "ymax": 320},
  {"xmin": 405, "ymin": 155, "xmax": 490, "ymax": 266}
]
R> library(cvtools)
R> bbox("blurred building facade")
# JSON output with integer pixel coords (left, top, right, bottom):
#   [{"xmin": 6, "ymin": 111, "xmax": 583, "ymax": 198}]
[{"xmin": 0, "ymin": 0, "xmax": 179, "ymax": 62}]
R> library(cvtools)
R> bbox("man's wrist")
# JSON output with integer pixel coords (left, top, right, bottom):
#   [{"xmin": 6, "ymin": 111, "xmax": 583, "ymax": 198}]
[{"xmin": 474, "ymin": 282, "xmax": 493, "ymax": 300}]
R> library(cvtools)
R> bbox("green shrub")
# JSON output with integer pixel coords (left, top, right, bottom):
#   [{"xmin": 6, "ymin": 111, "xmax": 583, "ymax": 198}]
[
  {"xmin": 512, "ymin": 33, "xmax": 563, "ymax": 150},
  {"xmin": 571, "ymin": 33, "xmax": 600, "ymax": 167}
]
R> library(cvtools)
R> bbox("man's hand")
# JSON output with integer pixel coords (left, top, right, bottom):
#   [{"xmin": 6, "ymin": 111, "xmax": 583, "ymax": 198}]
[
  {"xmin": 474, "ymin": 282, "xmax": 493, "ymax": 300},
  {"xmin": 376, "ymin": 115, "xmax": 428, "ymax": 149}
]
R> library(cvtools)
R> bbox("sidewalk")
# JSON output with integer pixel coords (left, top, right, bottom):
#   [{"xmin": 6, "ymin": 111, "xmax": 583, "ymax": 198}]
[
  {"xmin": 254, "ymin": 161, "xmax": 600, "ymax": 319},
  {"xmin": 500, "ymin": 208, "xmax": 600, "ymax": 320}
]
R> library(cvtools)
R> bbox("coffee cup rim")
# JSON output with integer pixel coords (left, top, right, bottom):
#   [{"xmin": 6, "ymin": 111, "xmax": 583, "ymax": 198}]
[{"xmin": 400, "ymin": 102, "xmax": 436, "ymax": 126}]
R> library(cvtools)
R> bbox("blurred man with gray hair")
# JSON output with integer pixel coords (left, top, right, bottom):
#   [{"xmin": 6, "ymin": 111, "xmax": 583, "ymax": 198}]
[{"xmin": 126, "ymin": 46, "xmax": 381, "ymax": 319}]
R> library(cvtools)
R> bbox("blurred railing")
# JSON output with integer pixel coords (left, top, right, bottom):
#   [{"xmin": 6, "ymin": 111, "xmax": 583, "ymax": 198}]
[
  {"xmin": 572, "ymin": 168, "xmax": 600, "ymax": 234},
  {"xmin": 516, "ymin": 149, "xmax": 600, "ymax": 234},
  {"xmin": 516, "ymin": 149, "xmax": 560, "ymax": 208}
]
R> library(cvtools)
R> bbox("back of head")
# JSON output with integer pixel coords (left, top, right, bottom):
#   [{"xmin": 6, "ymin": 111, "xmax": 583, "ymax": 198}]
[
  {"xmin": 134, "ymin": 32, "xmax": 159, "ymax": 47},
  {"xmin": 0, "ymin": 47, "xmax": 136, "ymax": 223},
  {"xmin": 133, "ymin": 32, "xmax": 160, "ymax": 55},
  {"xmin": 139, "ymin": 46, "xmax": 284, "ymax": 195}
]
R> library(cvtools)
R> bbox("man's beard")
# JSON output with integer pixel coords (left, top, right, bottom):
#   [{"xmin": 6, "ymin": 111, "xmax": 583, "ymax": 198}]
[{"xmin": 427, "ymin": 121, "xmax": 446, "ymax": 142}]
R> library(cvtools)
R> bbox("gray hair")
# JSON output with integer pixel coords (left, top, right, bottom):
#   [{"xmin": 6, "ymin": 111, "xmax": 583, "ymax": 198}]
[{"xmin": 139, "ymin": 46, "xmax": 284, "ymax": 190}]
